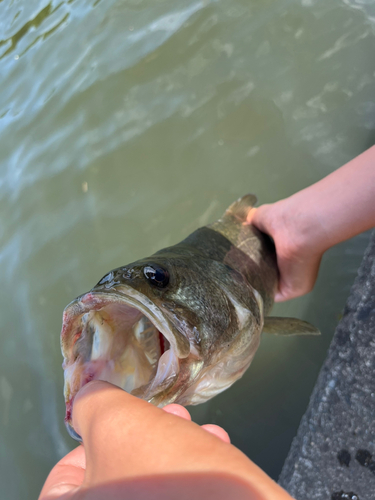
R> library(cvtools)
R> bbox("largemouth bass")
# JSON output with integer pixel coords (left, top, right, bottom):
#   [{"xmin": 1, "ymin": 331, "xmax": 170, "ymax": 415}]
[{"xmin": 61, "ymin": 194, "xmax": 319, "ymax": 440}]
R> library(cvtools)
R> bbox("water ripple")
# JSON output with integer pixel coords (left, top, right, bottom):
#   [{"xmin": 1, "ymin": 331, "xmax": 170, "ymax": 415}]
[
  {"xmin": 0, "ymin": 2, "xmax": 56, "ymax": 60},
  {"xmin": 0, "ymin": 4, "xmax": 375, "ymax": 499}
]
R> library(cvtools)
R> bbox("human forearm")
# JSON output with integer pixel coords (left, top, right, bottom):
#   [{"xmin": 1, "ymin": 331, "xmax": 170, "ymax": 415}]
[{"xmin": 283, "ymin": 145, "xmax": 375, "ymax": 254}]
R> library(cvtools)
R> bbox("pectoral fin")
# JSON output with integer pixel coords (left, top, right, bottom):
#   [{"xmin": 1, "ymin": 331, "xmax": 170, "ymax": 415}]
[{"xmin": 263, "ymin": 317, "xmax": 321, "ymax": 336}]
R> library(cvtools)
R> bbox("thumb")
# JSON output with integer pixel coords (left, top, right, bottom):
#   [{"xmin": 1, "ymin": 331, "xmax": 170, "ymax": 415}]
[
  {"xmin": 246, "ymin": 207, "xmax": 258, "ymax": 225},
  {"xmin": 71, "ymin": 381, "xmax": 253, "ymax": 485},
  {"xmin": 71, "ymin": 380, "xmax": 159, "ymax": 484},
  {"xmin": 246, "ymin": 205, "xmax": 273, "ymax": 236}
]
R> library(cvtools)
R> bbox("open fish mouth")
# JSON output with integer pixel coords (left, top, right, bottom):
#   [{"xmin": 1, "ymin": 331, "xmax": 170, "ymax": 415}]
[{"xmin": 61, "ymin": 286, "xmax": 186, "ymax": 440}]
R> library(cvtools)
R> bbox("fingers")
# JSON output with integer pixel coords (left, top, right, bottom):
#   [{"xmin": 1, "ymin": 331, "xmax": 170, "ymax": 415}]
[
  {"xmin": 162, "ymin": 405, "xmax": 230, "ymax": 443},
  {"xmin": 162, "ymin": 404, "xmax": 191, "ymax": 420},
  {"xmin": 247, "ymin": 202, "xmax": 324, "ymax": 302},
  {"xmin": 274, "ymin": 250, "xmax": 322, "ymax": 302},
  {"xmin": 201, "ymin": 424, "xmax": 231, "ymax": 443},
  {"xmin": 38, "ymin": 445, "xmax": 85, "ymax": 500},
  {"xmin": 274, "ymin": 291, "xmax": 289, "ymax": 302}
]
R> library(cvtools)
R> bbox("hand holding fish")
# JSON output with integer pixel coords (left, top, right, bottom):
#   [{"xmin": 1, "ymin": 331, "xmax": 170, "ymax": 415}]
[
  {"xmin": 39, "ymin": 380, "xmax": 294, "ymax": 500},
  {"xmin": 247, "ymin": 145, "xmax": 375, "ymax": 302}
]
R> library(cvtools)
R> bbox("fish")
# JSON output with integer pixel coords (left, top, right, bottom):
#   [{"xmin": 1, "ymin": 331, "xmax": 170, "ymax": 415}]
[{"xmin": 61, "ymin": 194, "xmax": 320, "ymax": 440}]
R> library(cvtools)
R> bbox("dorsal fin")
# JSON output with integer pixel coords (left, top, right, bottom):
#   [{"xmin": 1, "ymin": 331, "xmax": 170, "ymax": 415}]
[{"xmin": 224, "ymin": 194, "xmax": 257, "ymax": 222}]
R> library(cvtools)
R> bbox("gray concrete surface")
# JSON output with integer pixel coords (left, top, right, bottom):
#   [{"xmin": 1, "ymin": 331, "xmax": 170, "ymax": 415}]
[{"xmin": 279, "ymin": 231, "xmax": 375, "ymax": 500}]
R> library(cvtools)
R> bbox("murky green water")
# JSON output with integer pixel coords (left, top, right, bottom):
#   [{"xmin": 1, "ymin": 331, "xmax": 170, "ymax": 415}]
[{"xmin": 0, "ymin": 0, "xmax": 374, "ymax": 498}]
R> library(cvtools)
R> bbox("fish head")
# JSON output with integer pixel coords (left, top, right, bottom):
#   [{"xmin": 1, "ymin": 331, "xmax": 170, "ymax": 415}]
[{"xmin": 61, "ymin": 253, "xmax": 262, "ymax": 440}]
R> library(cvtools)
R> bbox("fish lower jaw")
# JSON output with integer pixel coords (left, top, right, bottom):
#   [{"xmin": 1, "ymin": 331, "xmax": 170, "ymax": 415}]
[{"xmin": 62, "ymin": 296, "xmax": 183, "ymax": 435}]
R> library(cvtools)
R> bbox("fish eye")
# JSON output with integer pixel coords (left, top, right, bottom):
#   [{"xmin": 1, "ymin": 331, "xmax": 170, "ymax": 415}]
[{"xmin": 143, "ymin": 265, "xmax": 169, "ymax": 288}]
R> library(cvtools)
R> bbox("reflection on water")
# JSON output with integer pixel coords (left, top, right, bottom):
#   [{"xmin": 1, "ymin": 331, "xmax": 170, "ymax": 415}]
[
  {"xmin": 0, "ymin": 3, "xmax": 68, "ymax": 61},
  {"xmin": 0, "ymin": 0, "xmax": 374, "ymax": 498}
]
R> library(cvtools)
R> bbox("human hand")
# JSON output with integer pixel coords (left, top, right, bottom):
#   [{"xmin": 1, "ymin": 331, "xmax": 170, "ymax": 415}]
[
  {"xmin": 247, "ymin": 200, "xmax": 324, "ymax": 302},
  {"xmin": 39, "ymin": 381, "xmax": 294, "ymax": 500},
  {"xmin": 247, "ymin": 147, "xmax": 375, "ymax": 302}
]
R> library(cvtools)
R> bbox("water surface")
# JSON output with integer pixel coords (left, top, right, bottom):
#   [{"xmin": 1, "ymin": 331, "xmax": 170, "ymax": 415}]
[{"xmin": 0, "ymin": 0, "xmax": 374, "ymax": 498}]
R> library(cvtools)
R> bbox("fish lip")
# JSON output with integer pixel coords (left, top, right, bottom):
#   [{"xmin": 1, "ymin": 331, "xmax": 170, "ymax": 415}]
[
  {"xmin": 66, "ymin": 421, "xmax": 82, "ymax": 442},
  {"xmin": 61, "ymin": 285, "xmax": 191, "ymax": 432},
  {"xmin": 61, "ymin": 286, "xmax": 191, "ymax": 361}
]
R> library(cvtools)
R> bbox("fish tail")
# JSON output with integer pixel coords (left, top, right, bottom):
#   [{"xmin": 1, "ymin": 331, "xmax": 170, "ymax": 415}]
[{"xmin": 224, "ymin": 194, "xmax": 257, "ymax": 222}]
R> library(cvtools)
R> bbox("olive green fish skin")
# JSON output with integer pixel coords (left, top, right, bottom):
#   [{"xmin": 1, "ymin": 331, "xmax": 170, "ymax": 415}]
[
  {"xmin": 96, "ymin": 224, "xmax": 273, "ymax": 355},
  {"xmin": 85, "ymin": 216, "xmax": 277, "ymax": 403},
  {"xmin": 62, "ymin": 195, "xmax": 308, "ymax": 440},
  {"xmin": 207, "ymin": 217, "xmax": 278, "ymax": 315}
]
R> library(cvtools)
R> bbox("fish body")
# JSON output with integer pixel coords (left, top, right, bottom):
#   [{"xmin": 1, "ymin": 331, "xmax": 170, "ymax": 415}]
[{"xmin": 61, "ymin": 195, "xmax": 319, "ymax": 440}]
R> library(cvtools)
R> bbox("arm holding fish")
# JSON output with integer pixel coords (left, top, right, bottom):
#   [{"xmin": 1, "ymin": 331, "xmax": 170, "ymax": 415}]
[
  {"xmin": 247, "ymin": 145, "xmax": 375, "ymax": 302},
  {"xmin": 39, "ymin": 381, "xmax": 295, "ymax": 500}
]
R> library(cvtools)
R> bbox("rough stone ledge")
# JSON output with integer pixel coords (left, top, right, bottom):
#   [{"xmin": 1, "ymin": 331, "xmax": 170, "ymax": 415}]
[{"xmin": 279, "ymin": 231, "xmax": 375, "ymax": 500}]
